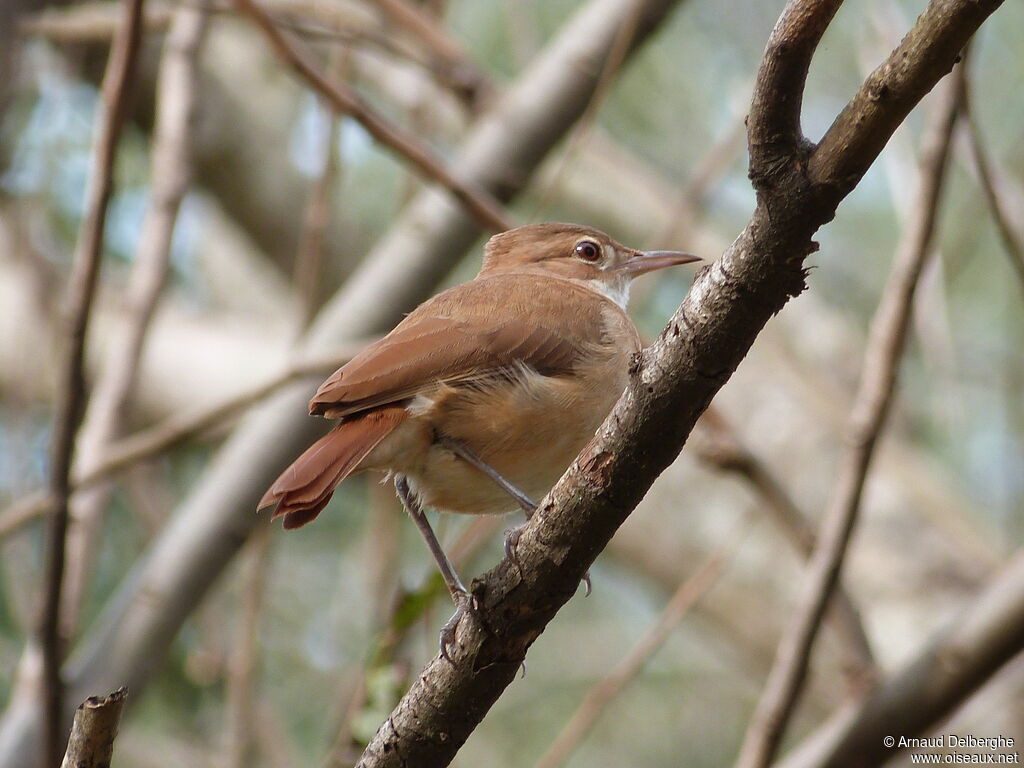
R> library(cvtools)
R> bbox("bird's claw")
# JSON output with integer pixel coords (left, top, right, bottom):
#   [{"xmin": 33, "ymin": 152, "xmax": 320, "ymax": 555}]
[
  {"xmin": 439, "ymin": 588, "xmax": 477, "ymax": 663},
  {"xmin": 503, "ymin": 524, "xmax": 525, "ymax": 570},
  {"xmin": 582, "ymin": 570, "xmax": 592, "ymax": 596}
]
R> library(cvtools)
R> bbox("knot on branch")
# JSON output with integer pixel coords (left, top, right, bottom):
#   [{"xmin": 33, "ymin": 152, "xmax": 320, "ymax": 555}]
[
  {"xmin": 748, "ymin": 134, "xmax": 817, "ymax": 199},
  {"xmin": 579, "ymin": 449, "xmax": 614, "ymax": 489}
]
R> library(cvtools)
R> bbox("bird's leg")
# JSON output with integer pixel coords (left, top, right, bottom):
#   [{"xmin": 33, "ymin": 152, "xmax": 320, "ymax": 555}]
[
  {"xmin": 437, "ymin": 436, "xmax": 535, "ymax": 569},
  {"xmin": 438, "ymin": 435, "xmax": 537, "ymax": 515},
  {"xmin": 438, "ymin": 436, "xmax": 591, "ymax": 596},
  {"xmin": 394, "ymin": 474, "xmax": 475, "ymax": 662}
]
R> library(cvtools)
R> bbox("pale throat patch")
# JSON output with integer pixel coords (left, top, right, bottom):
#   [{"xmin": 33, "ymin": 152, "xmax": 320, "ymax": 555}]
[{"xmin": 592, "ymin": 274, "xmax": 631, "ymax": 309}]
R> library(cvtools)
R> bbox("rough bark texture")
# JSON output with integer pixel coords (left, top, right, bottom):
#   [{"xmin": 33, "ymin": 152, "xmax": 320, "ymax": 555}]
[{"xmin": 355, "ymin": 0, "xmax": 1005, "ymax": 765}]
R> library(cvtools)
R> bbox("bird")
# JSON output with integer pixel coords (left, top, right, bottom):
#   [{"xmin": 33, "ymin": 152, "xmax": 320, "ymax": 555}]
[{"xmin": 258, "ymin": 222, "xmax": 699, "ymax": 658}]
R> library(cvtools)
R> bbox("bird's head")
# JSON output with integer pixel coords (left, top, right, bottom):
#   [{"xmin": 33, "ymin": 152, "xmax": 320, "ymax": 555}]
[{"xmin": 479, "ymin": 222, "xmax": 700, "ymax": 308}]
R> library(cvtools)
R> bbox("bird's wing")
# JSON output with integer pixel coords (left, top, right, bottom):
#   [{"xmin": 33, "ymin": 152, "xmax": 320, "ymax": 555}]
[{"xmin": 309, "ymin": 274, "xmax": 618, "ymax": 418}]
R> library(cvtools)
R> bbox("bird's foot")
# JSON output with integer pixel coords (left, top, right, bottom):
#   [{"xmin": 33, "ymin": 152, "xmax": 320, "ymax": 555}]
[
  {"xmin": 439, "ymin": 587, "xmax": 478, "ymax": 663},
  {"xmin": 503, "ymin": 523, "xmax": 526, "ymax": 570}
]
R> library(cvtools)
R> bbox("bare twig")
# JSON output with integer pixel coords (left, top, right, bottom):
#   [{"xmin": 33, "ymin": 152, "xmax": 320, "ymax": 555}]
[
  {"xmin": 231, "ymin": 0, "xmax": 514, "ymax": 233},
  {"xmin": 19, "ymin": 0, "xmax": 481, "ymax": 107},
  {"xmin": 365, "ymin": 0, "xmax": 491, "ymax": 105},
  {"xmin": 959, "ymin": 68, "xmax": 1024, "ymax": 288},
  {"xmin": 529, "ymin": 0, "xmax": 642, "ymax": 218},
  {"xmin": 734, "ymin": 65, "xmax": 964, "ymax": 768},
  {"xmin": 777, "ymin": 549, "xmax": 1024, "ymax": 768},
  {"xmin": 0, "ymin": 344, "xmax": 368, "ymax": 541},
  {"xmin": 62, "ymin": 0, "xmax": 209, "ymax": 641},
  {"xmin": 533, "ymin": 544, "xmax": 732, "ymax": 768},
  {"xmin": 59, "ymin": 687, "xmax": 128, "ymax": 768},
  {"xmin": 38, "ymin": 0, "xmax": 144, "ymax": 765},
  {"xmin": 694, "ymin": 409, "xmax": 876, "ymax": 688},
  {"xmin": 224, "ymin": 523, "xmax": 272, "ymax": 768},
  {"xmin": 293, "ymin": 46, "xmax": 346, "ymax": 330}
]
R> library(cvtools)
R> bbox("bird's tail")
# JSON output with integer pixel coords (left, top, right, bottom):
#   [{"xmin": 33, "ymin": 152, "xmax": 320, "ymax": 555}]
[{"xmin": 258, "ymin": 406, "xmax": 406, "ymax": 529}]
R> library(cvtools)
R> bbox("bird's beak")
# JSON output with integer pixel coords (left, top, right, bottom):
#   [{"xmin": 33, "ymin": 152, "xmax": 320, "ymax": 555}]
[{"xmin": 617, "ymin": 250, "xmax": 702, "ymax": 276}]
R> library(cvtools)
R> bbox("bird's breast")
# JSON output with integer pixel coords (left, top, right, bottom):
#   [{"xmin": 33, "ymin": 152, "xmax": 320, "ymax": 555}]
[{"xmin": 366, "ymin": 309, "xmax": 639, "ymax": 515}]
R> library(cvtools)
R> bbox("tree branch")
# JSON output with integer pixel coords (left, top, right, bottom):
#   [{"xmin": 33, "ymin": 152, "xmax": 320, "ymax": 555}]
[
  {"xmin": 747, "ymin": 0, "xmax": 843, "ymax": 179},
  {"xmin": 61, "ymin": 0, "xmax": 209, "ymax": 643},
  {"xmin": 59, "ymin": 687, "xmax": 128, "ymax": 768},
  {"xmin": 355, "ymin": 1, "xmax": 1002, "ymax": 765},
  {"xmin": 959, "ymin": 65, "xmax": 1024, "ymax": 289},
  {"xmin": 777, "ymin": 550, "xmax": 1024, "ymax": 768},
  {"xmin": 38, "ymin": 0, "xmax": 144, "ymax": 765},
  {"xmin": 364, "ymin": 0, "xmax": 492, "ymax": 105},
  {"xmin": 734, "ymin": 60, "xmax": 963, "ymax": 768},
  {"xmin": 230, "ymin": 0, "xmax": 514, "ymax": 233},
  {"xmin": 809, "ymin": 0, "xmax": 991, "ymax": 198}
]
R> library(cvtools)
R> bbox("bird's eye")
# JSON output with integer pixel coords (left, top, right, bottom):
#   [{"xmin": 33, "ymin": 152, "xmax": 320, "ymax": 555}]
[{"xmin": 575, "ymin": 240, "xmax": 601, "ymax": 262}]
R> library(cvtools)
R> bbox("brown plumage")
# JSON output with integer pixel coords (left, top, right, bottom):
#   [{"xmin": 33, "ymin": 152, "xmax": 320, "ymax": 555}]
[{"xmin": 258, "ymin": 222, "xmax": 699, "ymax": 530}]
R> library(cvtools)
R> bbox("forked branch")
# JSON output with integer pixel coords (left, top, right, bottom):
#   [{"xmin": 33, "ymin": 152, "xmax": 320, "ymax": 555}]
[
  {"xmin": 355, "ymin": 1, "xmax": 1003, "ymax": 766},
  {"xmin": 735, "ymin": 61, "xmax": 963, "ymax": 768}
]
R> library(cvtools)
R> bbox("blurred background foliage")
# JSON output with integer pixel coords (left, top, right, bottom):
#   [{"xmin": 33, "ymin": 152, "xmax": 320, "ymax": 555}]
[{"xmin": 0, "ymin": 0, "xmax": 1022, "ymax": 766}]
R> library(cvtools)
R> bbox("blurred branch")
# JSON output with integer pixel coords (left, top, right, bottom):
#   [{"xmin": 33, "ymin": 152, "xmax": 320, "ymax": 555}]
[
  {"xmin": 533, "ymin": 543, "xmax": 731, "ymax": 768},
  {"xmin": 59, "ymin": 687, "xmax": 128, "ymax": 768},
  {"xmin": 530, "ymin": 0, "xmax": 641, "ymax": 217},
  {"xmin": 223, "ymin": 524, "xmax": 271, "ymax": 768},
  {"xmin": 365, "ymin": 0, "xmax": 491, "ymax": 105},
  {"xmin": 231, "ymin": 0, "xmax": 514, "ymax": 233},
  {"xmin": 18, "ymin": 0, "xmax": 174, "ymax": 42},
  {"xmin": 293, "ymin": 47, "xmax": 346, "ymax": 330},
  {"xmin": 19, "ymin": 0, "xmax": 482, "ymax": 108},
  {"xmin": 62, "ymin": 0, "xmax": 209, "ymax": 642},
  {"xmin": 694, "ymin": 408, "xmax": 876, "ymax": 689},
  {"xmin": 356, "ymin": 2, "xmax": 1002, "ymax": 766},
  {"xmin": 320, "ymin": 515, "xmax": 500, "ymax": 767},
  {"xmin": 0, "ymin": 1, "xmax": 692, "ymax": 763},
  {"xmin": 959, "ymin": 66, "xmax": 1024, "ymax": 289},
  {"xmin": 734, "ymin": 64, "xmax": 964, "ymax": 768},
  {"xmin": 777, "ymin": 549, "xmax": 1024, "ymax": 768},
  {"xmin": 38, "ymin": 0, "xmax": 144, "ymax": 765},
  {"xmin": 0, "ymin": 343, "xmax": 368, "ymax": 541}
]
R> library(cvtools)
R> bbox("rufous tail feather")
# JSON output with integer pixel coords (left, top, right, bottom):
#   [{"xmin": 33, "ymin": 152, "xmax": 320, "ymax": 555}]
[{"xmin": 258, "ymin": 406, "xmax": 406, "ymax": 529}]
